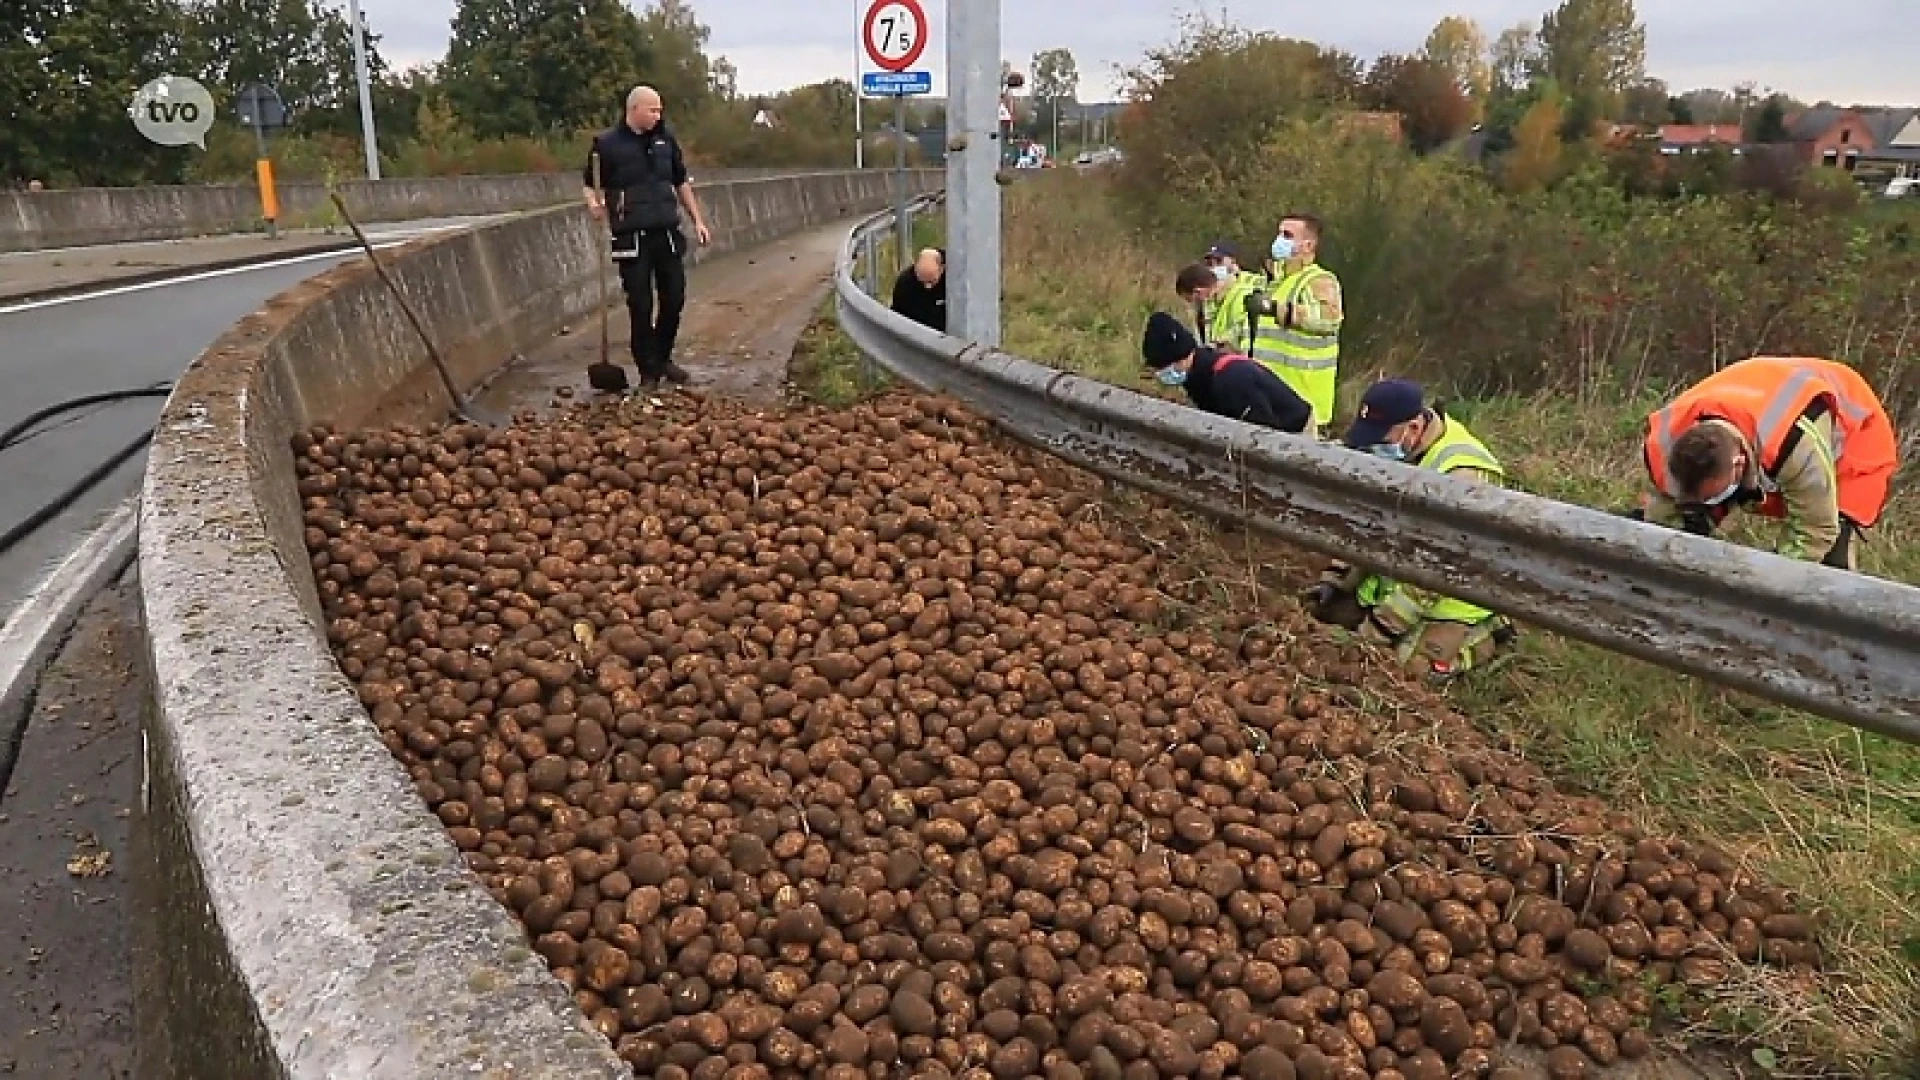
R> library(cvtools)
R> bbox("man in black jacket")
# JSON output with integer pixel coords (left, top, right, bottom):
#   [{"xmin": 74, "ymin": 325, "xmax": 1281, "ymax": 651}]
[
  {"xmin": 584, "ymin": 85, "xmax": 711, "ymax": 386},
  {"xmin": 889, "ymin": 247, "xmax": 945, "ymax": 331},
  {"xmin": 1139, "ymin": 311, "xmax": 1312, "ymax": 433}
]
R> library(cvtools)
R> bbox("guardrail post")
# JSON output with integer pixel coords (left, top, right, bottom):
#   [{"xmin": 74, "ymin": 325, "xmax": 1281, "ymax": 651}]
[{"xmin": 861, "ymin": 230, "xmax": 880, "ymax": 296}]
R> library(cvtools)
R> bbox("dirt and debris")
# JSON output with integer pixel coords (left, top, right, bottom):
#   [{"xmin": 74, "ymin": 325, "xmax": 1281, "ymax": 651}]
[{"xmin": 0, "ymin": 574, "xmax": 143, "ymax": 1079}]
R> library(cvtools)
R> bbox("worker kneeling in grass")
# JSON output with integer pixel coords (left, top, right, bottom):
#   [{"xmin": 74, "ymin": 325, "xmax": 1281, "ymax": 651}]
[
  {"xmin": 1139, "ymin": 311, "xmax": 1312, "ymax": 435},
  {"xmin": 1307, "ymin": 378, "xmax": 1516, "ymax": 679},
  {"xmin": 1635, "ymin": 355, "xmax": 1898, "ymax": 571}
]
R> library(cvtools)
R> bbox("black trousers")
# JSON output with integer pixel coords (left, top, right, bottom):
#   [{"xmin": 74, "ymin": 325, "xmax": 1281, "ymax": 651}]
[{"xmin": 614, "ymin": 227, "xmax": 687, "ymax": 370}]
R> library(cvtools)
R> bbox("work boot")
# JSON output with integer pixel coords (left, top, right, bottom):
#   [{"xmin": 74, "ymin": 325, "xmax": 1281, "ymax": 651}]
[{"xmin": 656, "ymin": 361, "xmax": 691, "ymax": 385}]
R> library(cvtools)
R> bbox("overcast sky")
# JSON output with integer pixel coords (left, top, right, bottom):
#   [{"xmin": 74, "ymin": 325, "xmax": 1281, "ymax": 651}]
[{"xmin": 350, "ymin": 0, "xmax": 1916, "ymax": 107}]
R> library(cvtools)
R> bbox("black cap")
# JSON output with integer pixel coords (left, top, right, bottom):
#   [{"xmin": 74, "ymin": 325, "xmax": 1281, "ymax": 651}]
[
  {"xmin": 1204, "ymin": 241, "xmax": 1239, "ymax": 261},
  {"xmin": 1344, "ymin": 378, "xmax": 1425, "ymax": 448},
  {"xmin": 1140, "ymin": 311, "xmax": 1197, "ymax": 369}
]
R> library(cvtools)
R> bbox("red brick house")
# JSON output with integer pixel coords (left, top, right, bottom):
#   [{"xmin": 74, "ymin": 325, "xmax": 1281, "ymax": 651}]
[{"xmin": 1785, "ymin": 107, "xmax": 1878, "ymax": 169}]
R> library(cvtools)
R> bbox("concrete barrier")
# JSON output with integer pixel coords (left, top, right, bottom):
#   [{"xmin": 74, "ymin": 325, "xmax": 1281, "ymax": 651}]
[
  {"xmin": 135, "ymin": 168, "xmax": 943, "ymax": 1079},
  {"xmin": 0, "ymin": 167, "xmax": 834, "ymax": 252}
]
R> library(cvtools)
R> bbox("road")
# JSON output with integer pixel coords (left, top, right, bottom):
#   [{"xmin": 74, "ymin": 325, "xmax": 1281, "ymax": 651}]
[{"xmin": 0, "ymin": 215, "xmax": 499, "ymax": 625}]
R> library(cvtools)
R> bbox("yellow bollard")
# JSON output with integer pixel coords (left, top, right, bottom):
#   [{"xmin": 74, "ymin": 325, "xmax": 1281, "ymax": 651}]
[{"xmin": 255, "ymin": 157, "xmax": 279, "ymax": 238}]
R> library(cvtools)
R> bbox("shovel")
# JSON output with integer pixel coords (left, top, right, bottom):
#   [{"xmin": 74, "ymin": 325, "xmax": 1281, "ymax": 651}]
[
  {"xmin": 328, "ymin": 189, "xmax": 504, "ymax": 427},
  {"xmin": 586, "ymin": 150, "xmax": 630, "ymax": 394}
]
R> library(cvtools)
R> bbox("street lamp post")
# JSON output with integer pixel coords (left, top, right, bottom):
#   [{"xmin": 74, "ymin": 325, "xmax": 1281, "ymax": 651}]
[{"xmin": 347, "ymin": 0, "xmax": 379, "ymax": 180}]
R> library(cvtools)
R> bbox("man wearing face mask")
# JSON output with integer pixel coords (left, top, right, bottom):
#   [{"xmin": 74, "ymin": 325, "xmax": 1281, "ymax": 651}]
[
  {"xmin": 1306, "ymin": 378, "xmax": 1515, "ymax": 679},
  {"xmin": 1634, "ymin": 356, "xmax": 1897, "ymax": 570},
  {"xmin": 1174, "ymin": 261, "xmax": 1252, "ymax": 354},
  {"xmin": 1139, "ymin": 311, "xmax": 1312, "ymax": 434},
  {"xmin": 1197, "ymin": 242, "xmax": 1266, "ymax": 352},
  {"xmin": 1247, "ymin": 213, "xmax": 1343, "ymax": 435}
]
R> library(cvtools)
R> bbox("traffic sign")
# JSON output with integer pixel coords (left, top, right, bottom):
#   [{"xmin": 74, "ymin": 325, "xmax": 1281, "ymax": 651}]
[
  {"xmin": 862, "ymin": 70, "xmax": 932, "ymax": 96},
  {"xmin": 862, "ymin": 0, "xmax": 927, "ymax": 74}
]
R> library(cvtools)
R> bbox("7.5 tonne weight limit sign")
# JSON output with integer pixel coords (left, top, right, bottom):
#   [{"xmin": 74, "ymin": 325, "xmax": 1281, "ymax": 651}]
[{"xmin": 862, "ymin": 0, "xmax": 927, "ymax": 73}]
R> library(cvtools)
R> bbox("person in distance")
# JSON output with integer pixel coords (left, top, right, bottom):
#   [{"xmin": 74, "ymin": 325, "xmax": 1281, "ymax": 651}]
[{"xmin": 889, "ymin": 247, "xmax": 946, "ymax": 333}]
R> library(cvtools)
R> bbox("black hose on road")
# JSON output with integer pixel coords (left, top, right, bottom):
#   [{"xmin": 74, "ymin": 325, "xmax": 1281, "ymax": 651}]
[{"xmin": 0, "ymin": 384, "xmax": 173, "ymax": 558}]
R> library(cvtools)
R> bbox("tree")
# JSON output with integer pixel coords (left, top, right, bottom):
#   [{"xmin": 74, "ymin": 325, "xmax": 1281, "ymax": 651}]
[
  {"xmin": 1313, "ymin": 48, "xmax": 1365, "ymax": 105},
  {"xmin": 187, "ymin": 0, "xmax": 380, "ymax": 119},
  {"xmin": 1420, "ymin": 16, "xmax": 1489, "ymax": 103},
  {"xmin": 1537, "ymin": 0, "xmax": 1645, "ymax": 120},
  {"xmin": 441, "ymin": 0, "xmax": 652, "ymax": 138},
  {"xmin": 1503, "ymin": 92, "xmax": 1565, "ymax": 193},
  {"xmin": 1679, "ymin": 88, "xmax": 1738, "ymax": 124},
  {"xmin": 1620, "ymin": 78, "xmax": 1671, "ymax": 124},
  {"xmin": 1028, "ymin": 47, "xmax": 1079, "ymax": 146},
  {"xmin": 1363, "ymin": 53, "xmax": 1473, "ymax": 152},
  {"xmin": 34, "ymin": 0, "xmax": 202, "ymax": 185},
  {"xmin": 635, "ymin": 0, "xmax": 723, "ymax": 123},
  {"xmin": 1488, "ymin": 22, "xmax": 1541, "ymax": 97},
  {"xmin": 1115, "ymin": 15, "xmax": 1327, "ymax": 187},
  {"xmin": 1750, "ymin": 96, "xmax": 1790, "ymax": 143}
]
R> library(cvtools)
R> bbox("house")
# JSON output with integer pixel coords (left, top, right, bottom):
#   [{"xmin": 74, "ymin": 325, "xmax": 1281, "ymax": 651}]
[
  {"xmin": 1332, "ymin": 110, "xmax": 1403, "ymax": 143},
  {"xmin": 1859, "ymin": 108, "xmax": 1920, "ymax": 178},
  {"xmin": 1656, "ymin": 124, "xmax": 1745, "ymax": 155},
  {"xmin": 1784, "ymin": 106, "xmax": 1877, "ymax": 169}
]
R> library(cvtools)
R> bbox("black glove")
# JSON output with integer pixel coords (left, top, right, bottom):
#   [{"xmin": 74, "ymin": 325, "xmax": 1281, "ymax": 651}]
[
  {"xmin": 1302, "ymin": 582, "xmax": 1339, "ymax": 610},
  {"xmin": 1680, "ymin": 508, "xmax": 1716, "ymax": 537}
]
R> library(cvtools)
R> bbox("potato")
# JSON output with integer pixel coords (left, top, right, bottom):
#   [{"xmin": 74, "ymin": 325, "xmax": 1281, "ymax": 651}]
[{"xmin": 299, "ymin": 392, "xmax": 1821, "ymax": 1074}]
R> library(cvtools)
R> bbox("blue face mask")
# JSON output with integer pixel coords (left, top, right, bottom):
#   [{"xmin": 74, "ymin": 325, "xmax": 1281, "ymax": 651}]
[
  {"xmin": 1156, "ymin": 366, "xmax": 1188, "ymax": 387},
  {"xmin": 1211, "ymin": 264, "xmax": 1232, "ymax": 282},
  {"xmin": 1366, "ymin": 443, "xmax": 1406, "ymax": 462},
  {"xmin": 1270, "ymin": 235, "xmax": 1294, "ymax": 261}
]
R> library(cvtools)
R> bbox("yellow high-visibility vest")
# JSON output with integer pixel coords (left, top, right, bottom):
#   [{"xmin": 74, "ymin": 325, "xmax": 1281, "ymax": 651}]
[
  {"xmin": 1358, "ymin": 416, "xmax": 1505, "ymax": 625},
  {"xmin": 1251, "ymin": 263, "xmax": 1339, "ymax": 425}
]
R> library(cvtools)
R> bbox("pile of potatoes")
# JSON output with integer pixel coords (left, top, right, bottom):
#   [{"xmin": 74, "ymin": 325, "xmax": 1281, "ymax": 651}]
[{"xmin": 297, "ymin": 391, "xmax": 1819, "ymax": 1080}]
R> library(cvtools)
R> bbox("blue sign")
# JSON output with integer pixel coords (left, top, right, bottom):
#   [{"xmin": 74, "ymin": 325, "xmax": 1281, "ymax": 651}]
[{"xmin": 862, "ymin": 70, "xmax": 932, "ymax": 96}]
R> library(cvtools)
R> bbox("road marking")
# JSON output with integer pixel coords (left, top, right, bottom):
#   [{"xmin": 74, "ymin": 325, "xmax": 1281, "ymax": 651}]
[
  {"xmin": 0, "ymin": 498, "xmax": 138, "ymax": 792},
  {"xmin": 0, "ymin": 222, "xmax": 473, "ymax": 317}
]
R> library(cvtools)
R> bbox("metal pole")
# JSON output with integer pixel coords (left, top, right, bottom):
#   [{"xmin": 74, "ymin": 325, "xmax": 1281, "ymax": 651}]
[
  {"xmin": 946, "ymin": 0, "xmax": 1001, "ymax": 344},
  {"xmin": 347, "ymin": 0, "xmax": 379, "ymax": 180},
  {"xmin": 893, "ymin": 92, "xmax": 910, "ymax": 269},
  {"xmin": 853, "ymin": 0, "xmax": 864, "ymax": 169}
]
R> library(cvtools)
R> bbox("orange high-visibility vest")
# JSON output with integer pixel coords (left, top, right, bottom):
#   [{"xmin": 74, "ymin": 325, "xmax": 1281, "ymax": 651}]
[{"xmin": 1644, "ymin": 356, "xmax": 1898, "ymax": 527}]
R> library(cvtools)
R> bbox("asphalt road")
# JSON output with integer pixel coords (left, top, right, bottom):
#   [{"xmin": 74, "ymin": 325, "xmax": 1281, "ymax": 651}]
[{"xmin": 0, "ymin": 216, "xmax": 497, "ymax": 625}]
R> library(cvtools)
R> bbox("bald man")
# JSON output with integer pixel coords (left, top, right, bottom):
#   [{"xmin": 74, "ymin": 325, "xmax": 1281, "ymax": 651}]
[
  {"xmin": 585, "ymin": 85, "xmax": 711, "ymax": 386},
  {"xmin": 889, "ymin": 246, "xmax": 946, "ymax": 332}
]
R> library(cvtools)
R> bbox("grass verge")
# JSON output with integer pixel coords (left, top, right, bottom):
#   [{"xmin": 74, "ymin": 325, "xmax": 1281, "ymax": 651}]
[{"xmin": 789, "ymin": 174, "xmax": 1920, "ymax": 1076}]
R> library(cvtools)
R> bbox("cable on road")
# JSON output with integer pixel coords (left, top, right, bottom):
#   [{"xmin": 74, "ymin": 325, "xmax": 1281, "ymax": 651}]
[
  {"xmin": 0, "ymin": 384, "xmax": 173, "ymax": 451},
  {"xmin": 0, "ymin": 384, "xmax": 173, "ymax": 558}
]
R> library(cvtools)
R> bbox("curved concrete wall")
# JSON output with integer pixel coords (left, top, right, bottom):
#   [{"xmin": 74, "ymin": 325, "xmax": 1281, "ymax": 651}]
[
  {"xmin": 134, "ymin": 168, "xmax": 943, "ymax": 1079},
  {"xmin": 0, "ymin": 167, "xmax": 841, "ymax": 251}
]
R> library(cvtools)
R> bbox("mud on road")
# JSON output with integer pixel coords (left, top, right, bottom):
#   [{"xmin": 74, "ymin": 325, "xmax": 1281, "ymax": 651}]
[{"xmin": 0, "ymin": 574, "xmax": 142, "ymax": 1079}]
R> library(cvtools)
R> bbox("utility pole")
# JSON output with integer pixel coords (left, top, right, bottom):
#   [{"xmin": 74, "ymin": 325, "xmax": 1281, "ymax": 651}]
[
  {"xmin": 946, "ymin": 0, "xmax": 1000, "ymax": 345},
  {"xmin": 347, "ymin": 0, "xmax": 379, "ymax": 179},
  {"xmin": 852, "ymin": 0, "xmax": 864, "ymax": 168}
]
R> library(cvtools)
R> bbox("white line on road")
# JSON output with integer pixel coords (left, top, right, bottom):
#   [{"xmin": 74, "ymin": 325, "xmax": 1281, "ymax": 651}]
[
  {"xmin": 0, "ymin": 498, "xmax": 138, "ymax": 786},
  {"xmin": 0, "ymin": 222, "xmax": 473, "ymax": 317}
]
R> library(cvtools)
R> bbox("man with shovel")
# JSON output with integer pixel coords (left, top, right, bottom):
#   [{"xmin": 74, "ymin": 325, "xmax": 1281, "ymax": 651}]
[{"xmin": 584, "ymin": 85, "xmax": 711, "ymax": 390}]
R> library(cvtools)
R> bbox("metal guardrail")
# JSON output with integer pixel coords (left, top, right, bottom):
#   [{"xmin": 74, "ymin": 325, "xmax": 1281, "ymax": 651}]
[{"xmin": 833, "ymin": 202, "xmax": 1920, "ymax": 746}]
